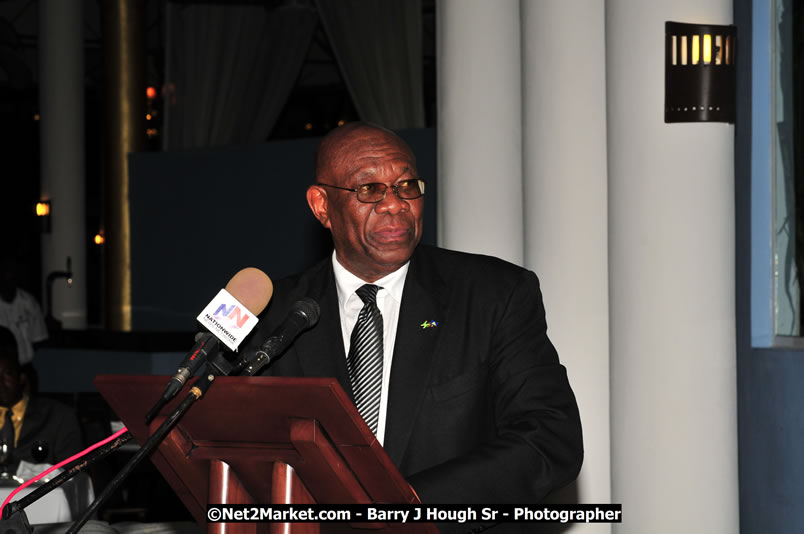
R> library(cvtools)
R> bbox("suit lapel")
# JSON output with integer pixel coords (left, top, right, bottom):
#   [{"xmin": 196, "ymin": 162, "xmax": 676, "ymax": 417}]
[
  {"xmin": 17, "ymin": 397, "xmax": 46, "ymax": 447},
  {"xmin": 291, "ymin": 261, "xmax": 354, "ymax": 399},
  {"xmin": 383, "ymin": 248, "xmax": 446, "ymax": 466}
]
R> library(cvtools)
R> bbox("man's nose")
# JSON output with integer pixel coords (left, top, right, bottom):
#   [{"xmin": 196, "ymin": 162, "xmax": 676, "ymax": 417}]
[{"xmin": 374, "ymin": 188, "xmax": 409, "ymax": 214}]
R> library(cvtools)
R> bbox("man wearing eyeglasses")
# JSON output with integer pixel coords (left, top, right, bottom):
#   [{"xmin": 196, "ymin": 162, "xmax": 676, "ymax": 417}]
[{"xmin": 252, "ymin": 122, "xmax": 582, "ymax": 529}]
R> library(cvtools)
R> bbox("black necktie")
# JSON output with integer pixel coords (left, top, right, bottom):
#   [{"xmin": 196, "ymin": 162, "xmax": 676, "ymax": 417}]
[
  {"xmin": 1, "ymin": 409, "xmax": 15, "ymax": 454},
  {"xmin": 347, "ymin": 284, "xmax": 384, "ymax": 434}
]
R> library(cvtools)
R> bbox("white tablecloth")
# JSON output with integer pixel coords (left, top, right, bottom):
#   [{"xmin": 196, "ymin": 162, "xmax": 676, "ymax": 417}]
[
  {"xmin": 0, "ymin": 462, "xmax": 95, "ymax": 525},
  {"xmin": 0, "ymin": 484, "xmax": 71, "ymax": 524}
]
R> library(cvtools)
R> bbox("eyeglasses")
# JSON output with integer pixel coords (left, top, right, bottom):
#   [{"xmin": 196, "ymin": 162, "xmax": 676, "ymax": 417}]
[{"xmin": 317, "ymin": 178, "xmax": 426, "ymax": 203}]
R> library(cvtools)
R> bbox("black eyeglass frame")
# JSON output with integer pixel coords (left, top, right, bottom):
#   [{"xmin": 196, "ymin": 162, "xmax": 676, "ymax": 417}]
[{"xmin": 316, "ymin": 178, "xmax": 427, "ymax": 204}]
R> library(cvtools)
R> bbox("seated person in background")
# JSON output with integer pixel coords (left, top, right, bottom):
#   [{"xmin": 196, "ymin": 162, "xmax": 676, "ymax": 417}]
[
  {"xmin": 0, "ymin": 252, "xmax": 48, "ymax": 393},
  {"xmin": 0, "ymin": 326, "xmax": 81, "ymax": 473}
]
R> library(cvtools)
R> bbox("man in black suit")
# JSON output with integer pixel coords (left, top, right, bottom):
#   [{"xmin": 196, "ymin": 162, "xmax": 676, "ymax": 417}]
[
  {"xmin": 252, "ymin": 123, "xmax": 582, "ymax": 529},
  {"xmin": 0, "ymin": 326, "xmax": 82, "ymax": 471}
]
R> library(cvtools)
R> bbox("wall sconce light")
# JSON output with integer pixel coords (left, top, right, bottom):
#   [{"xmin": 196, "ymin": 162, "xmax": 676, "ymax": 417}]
[
  {"xmin": 35, "ymin": 200, "xmax": 51, "ymax": 233},
  {"xmin": 665, "ymin": 21, "xmax": 737, "ymax": 123}
]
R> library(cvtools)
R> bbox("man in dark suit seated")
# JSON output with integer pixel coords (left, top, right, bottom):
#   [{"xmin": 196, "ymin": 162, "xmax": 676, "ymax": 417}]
[
  {"xmin": 250, "ymin": 122, "xmax": 583, "ymax": 531},
  {"xmin": 0, "ymin": 326, "xmax": 82, "ymax": 473}
]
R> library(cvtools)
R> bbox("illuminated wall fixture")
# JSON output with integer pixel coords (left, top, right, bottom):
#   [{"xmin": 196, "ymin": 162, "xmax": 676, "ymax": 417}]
[
  {"xmin": 35, "ymin": 200, "xmax": 51, "ymax": 233},
  {"xmin": 665, "ymin": 21, "xmax": 737, "ymax": 123}
]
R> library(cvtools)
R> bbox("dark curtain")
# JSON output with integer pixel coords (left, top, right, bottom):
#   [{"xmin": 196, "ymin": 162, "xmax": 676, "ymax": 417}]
[
  {"xmin": 162, "ymin": 1, "xmax": 425, "ymax": 149},
  {"xmin": 314, "ymin": 0, "xmax": 425, "ymax": 129},
  {"xmin": 163, "ymin": 2, "xmax": 317, "ymax": 149}
]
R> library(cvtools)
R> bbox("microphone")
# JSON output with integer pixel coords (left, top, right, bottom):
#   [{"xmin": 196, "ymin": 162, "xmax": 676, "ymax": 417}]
[
  {"xmin": 146, "ymin": 268, "xmax": 273, "ymax": 423},
  {"xmin": 195, "ymin": 267, "xmax": 274, "ymax": 352},
  {"xmin": 239, "ymin": 298, "xmax": 320, "ymax": 376}
]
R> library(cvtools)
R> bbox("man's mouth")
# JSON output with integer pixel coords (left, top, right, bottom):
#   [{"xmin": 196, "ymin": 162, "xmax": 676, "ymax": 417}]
[{"xmin": 374, "ymin": 227, "xmax": 410, "ymax": 242}]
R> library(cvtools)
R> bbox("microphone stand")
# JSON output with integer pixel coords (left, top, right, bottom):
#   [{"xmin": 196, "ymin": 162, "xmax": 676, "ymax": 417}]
[
  {"xmin": 3, "ymin": 349, "xmax": 238, "ymax": 533},
  {"xmin": 66, "ymin": 365, "xmax": 220, "ymax": 534},
  {"xmin": 0, "ymin": 431, "xmax": 133, "ymax": 533}
]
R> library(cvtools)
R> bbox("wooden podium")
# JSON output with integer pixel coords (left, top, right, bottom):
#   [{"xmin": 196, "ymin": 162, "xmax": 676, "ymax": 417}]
[{"xmin": 95, "ymin": 375, "xmax": 437, "ymax": 534}]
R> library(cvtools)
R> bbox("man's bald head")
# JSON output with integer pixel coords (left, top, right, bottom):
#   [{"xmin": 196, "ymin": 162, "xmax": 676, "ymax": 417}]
[{"xmin": 314, "ymin": 122, "xmax": 415, "ymax": 184}]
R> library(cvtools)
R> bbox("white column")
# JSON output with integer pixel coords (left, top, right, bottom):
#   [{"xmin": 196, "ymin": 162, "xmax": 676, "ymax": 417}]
[
  {"xmin": 607, "ymin": 1, "xmax": 738, "ymax": 532},
  {"xmin": 436, "ymin": 0, "xmax": 523, "ymax": 265},
  {"xmin": 521, "ymin": 2, "xmax": 610, "ymax": 532},
  {"xmin": 39, "ymin": 0, "xmax": 86, "ymax": 328}
]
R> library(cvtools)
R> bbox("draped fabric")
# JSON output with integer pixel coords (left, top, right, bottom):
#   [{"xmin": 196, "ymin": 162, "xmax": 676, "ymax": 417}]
[
  {"xmin": 163, "ymin": 2, "xmax": 317, "ymax": 150},
  {"xmin": 162, "ymin": 1, "xmax": 425, "ymax": 149},
  {"xmin": 314, "ymin": 0, "xmax": 425, "ymax": 129}
]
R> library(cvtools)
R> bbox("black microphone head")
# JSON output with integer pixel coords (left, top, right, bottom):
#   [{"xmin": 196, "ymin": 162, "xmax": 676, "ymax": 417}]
[{"xmin": 292, "ymin": 298, "xmax": 320, "ymax": 328}]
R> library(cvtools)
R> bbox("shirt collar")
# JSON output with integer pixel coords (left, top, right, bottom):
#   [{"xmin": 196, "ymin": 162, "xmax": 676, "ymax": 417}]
[
  {"xmin": 331, "ymin": 251, "xmax": 409, "ymax": 307},
  {"xmin": 0, "ymin": 395, "xmax": 29, "ymax": 423},
  {"xmin": 12, "ymin": 396, "xmax": 28, "ymax": 421}
]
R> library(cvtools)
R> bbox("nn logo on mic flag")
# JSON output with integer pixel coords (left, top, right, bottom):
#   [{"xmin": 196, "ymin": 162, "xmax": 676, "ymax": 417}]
[{"xmin": 197, "ymin": 288, "xmax": 259, "ymax": 351}]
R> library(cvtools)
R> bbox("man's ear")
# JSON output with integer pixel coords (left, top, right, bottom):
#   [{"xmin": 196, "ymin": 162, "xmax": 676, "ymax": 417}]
[{"xmin": 306, "ymin": 185, "xmax": 331, "ymax": 229}]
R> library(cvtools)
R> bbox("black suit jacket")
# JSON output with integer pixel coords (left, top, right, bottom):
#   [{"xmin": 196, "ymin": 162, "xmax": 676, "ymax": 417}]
[
  {"xmin": 251, "ymin": 245, "xmax": 582, "ymax": 520},
  {"xmin": 13, "ymin": 396, "xmax": 82, "ymax": 467}
]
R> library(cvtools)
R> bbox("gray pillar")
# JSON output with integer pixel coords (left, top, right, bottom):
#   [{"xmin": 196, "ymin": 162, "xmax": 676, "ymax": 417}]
[
  {"xmin": 436, "ymin": 0, "xmax": 523, "ymax": 264},
  {"xmin": 522, "ymin": 2, "xmax": 610, "ymax": 531},
  {"xmin": 607, "ymin": 1, "xmax": 738, "ymax": 532},
  {"xmin": 39, "ymin": 0, "xmax": 86, "ymax": 329}
]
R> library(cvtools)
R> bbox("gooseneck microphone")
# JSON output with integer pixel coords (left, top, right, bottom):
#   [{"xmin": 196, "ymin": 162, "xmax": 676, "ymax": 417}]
[
  {"xmin": 240, "ymin": 298, "xmax": 320, "ymax": 376},
  {"xmin": 146, "ymin": 268, "xmax": 273, "ymax": 423},
  {"xmin": 81, "ymin": 269, "xmax": 277, "ymax": 534}
]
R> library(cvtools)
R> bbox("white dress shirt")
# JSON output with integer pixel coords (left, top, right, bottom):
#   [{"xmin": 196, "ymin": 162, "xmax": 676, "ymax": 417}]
[{"xmin": 332, "ymin": 251, "xmax": 409, "ymax": 445}]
